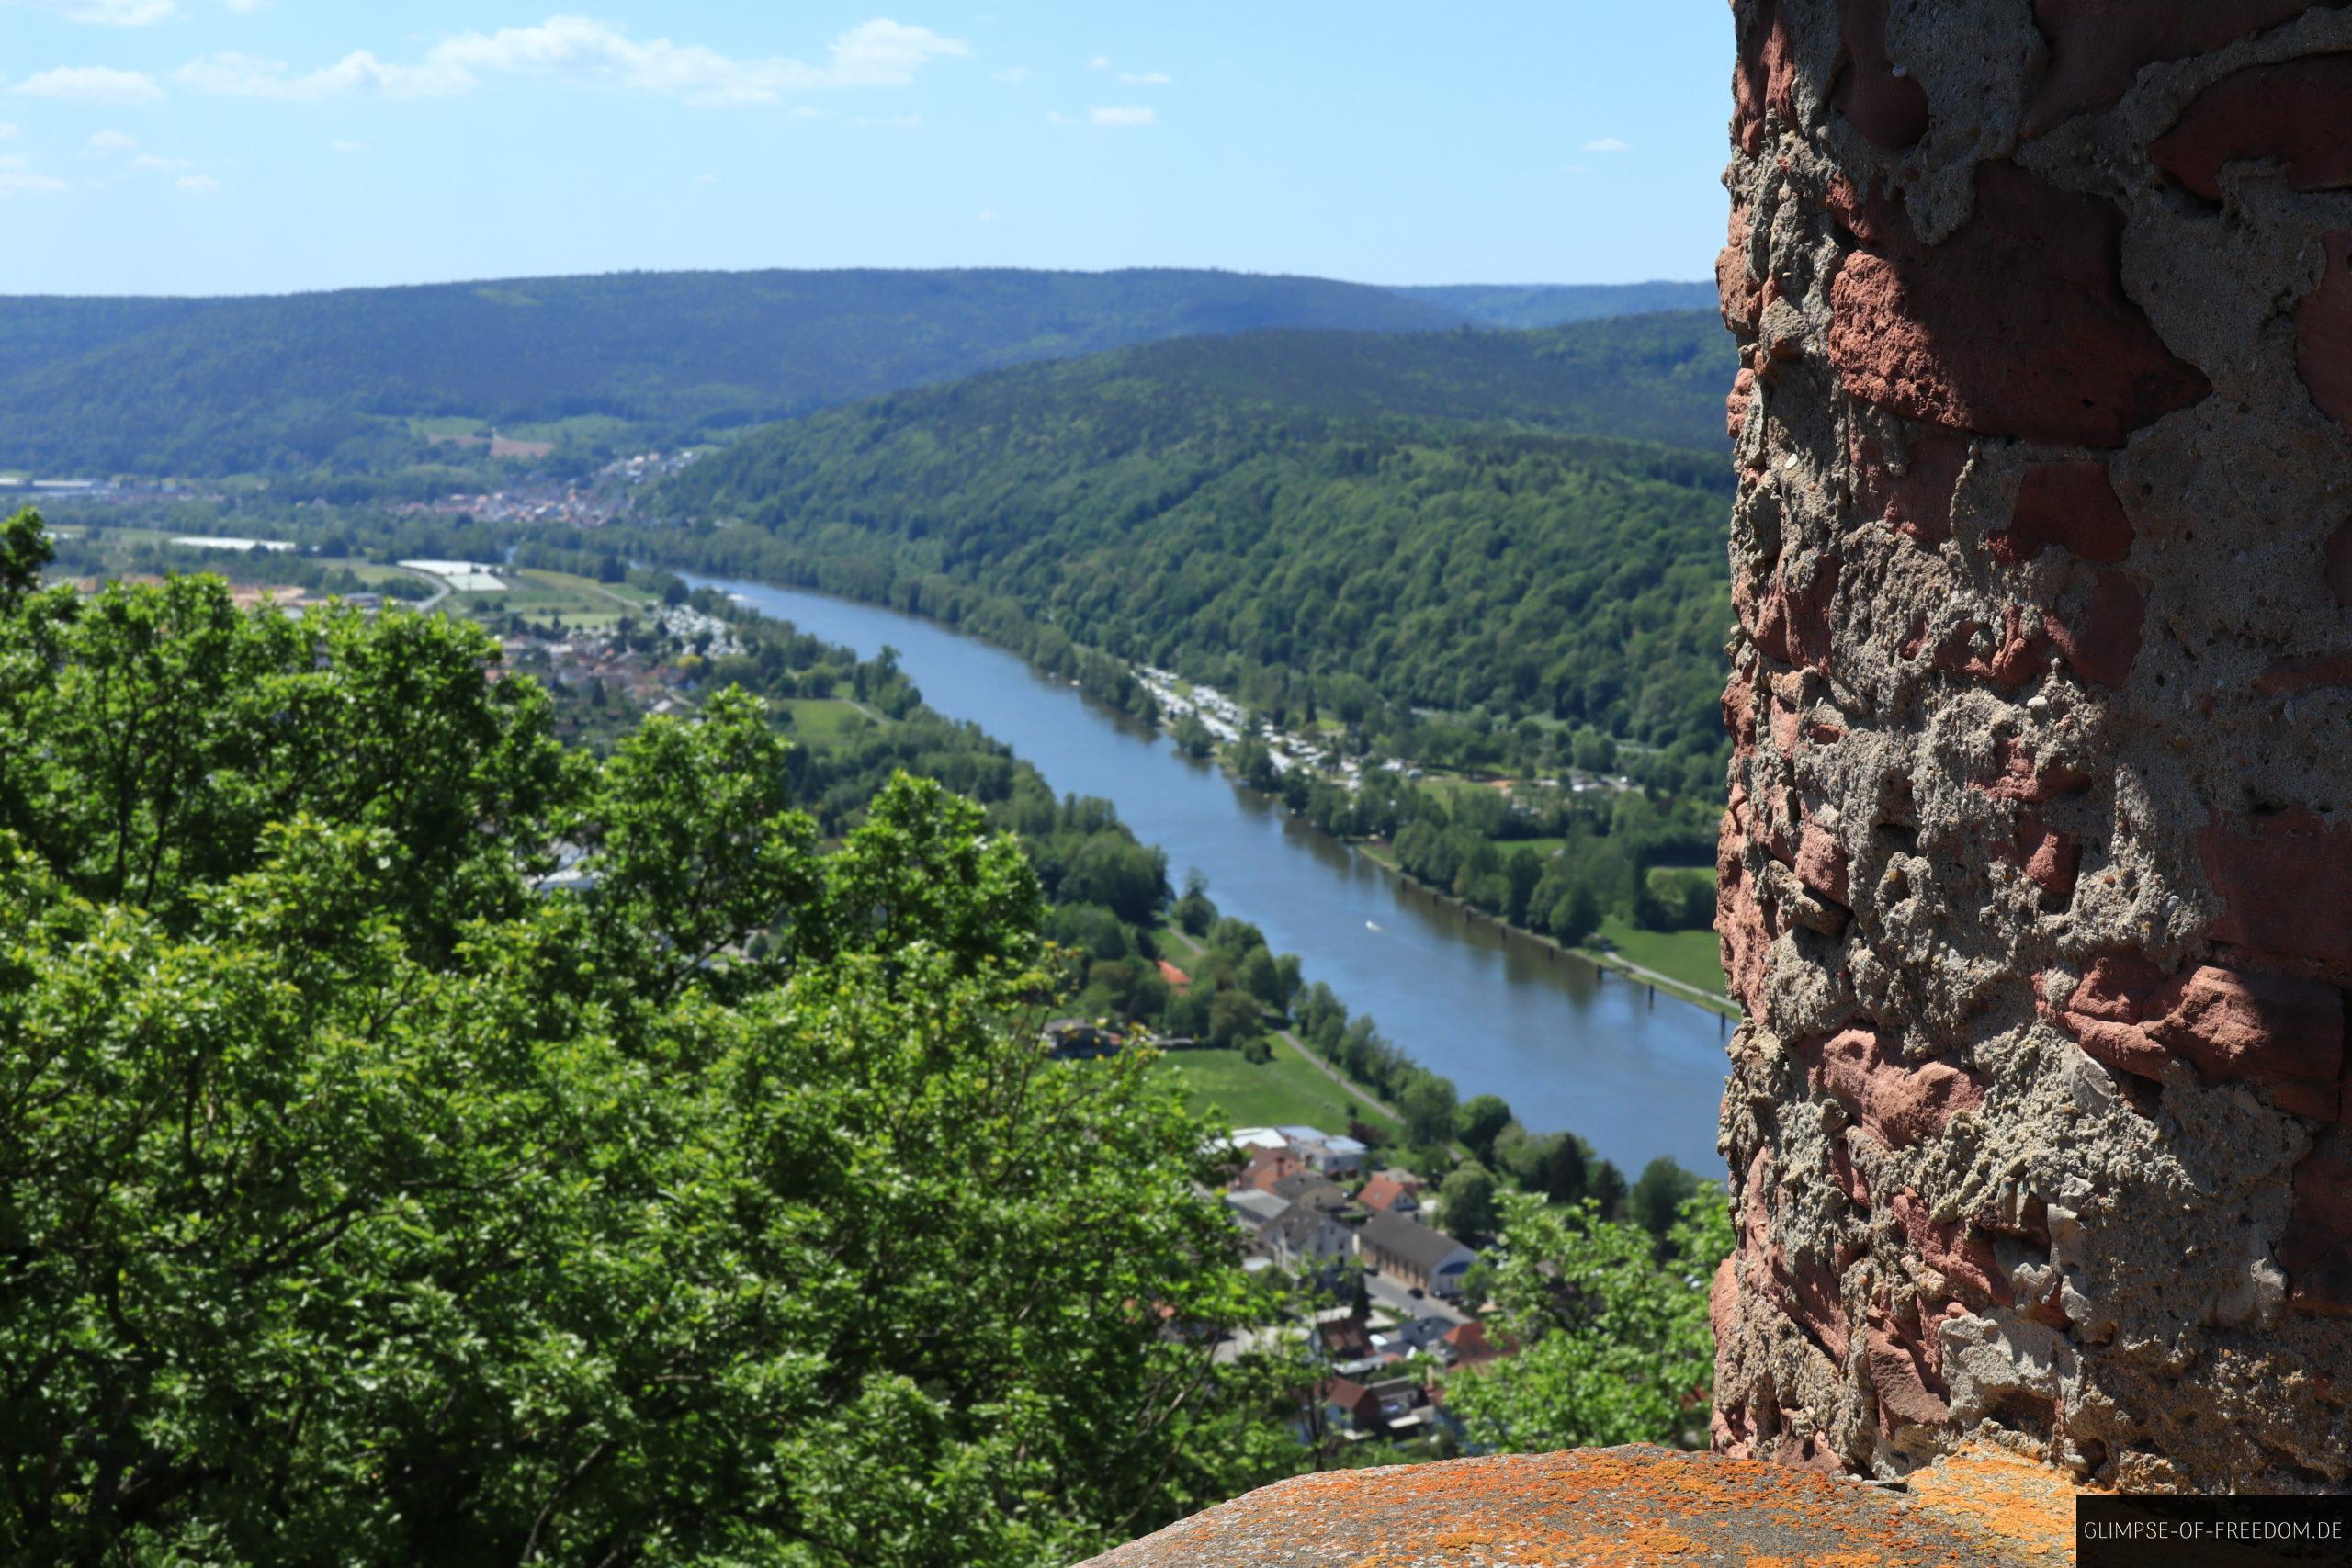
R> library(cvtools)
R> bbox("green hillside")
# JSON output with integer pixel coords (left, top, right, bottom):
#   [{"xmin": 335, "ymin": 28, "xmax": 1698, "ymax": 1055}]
[
  {"xmin": 0, "ymin": 267, "xmax": 1465, "ymax": 479},
  {"xmin": 639, "ymin": 311, "xmax": 1736, "ymax": 767},
  {"xmin": 1396, "ymin": 281, "xmax": 1718, "ymax": 329},
  {"xmin": 0, "ymin": 296, "xmax": 207, "ymax": 385}
]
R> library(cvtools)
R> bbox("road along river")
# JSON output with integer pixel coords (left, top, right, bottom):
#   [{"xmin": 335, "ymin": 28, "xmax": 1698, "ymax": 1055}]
[{"xmin": 684, "ymin": 571, "xmax": 1733, "ymax": 1179}]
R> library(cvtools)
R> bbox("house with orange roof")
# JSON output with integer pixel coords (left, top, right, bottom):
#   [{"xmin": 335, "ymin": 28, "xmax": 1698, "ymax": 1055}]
[{"xmin": 1356, "ymin": 1170, "xmax": 1422, "ymax": 1216}]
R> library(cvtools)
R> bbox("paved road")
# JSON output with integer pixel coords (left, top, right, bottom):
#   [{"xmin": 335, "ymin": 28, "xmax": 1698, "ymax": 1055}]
[{"xmin": 1363, "ymin": 1269, "xmax": 1471, "ymax": 1326}]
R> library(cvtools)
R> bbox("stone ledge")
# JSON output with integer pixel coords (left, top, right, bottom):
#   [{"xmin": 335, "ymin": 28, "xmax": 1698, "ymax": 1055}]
[{"xmin": 1080, "ymin": 1444, "xmax": 2075, "ymax": 1566}]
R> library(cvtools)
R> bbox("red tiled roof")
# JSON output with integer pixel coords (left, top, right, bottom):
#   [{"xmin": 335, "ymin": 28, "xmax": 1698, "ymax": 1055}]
[
  {"xmin": 1442, "ymin": 1321, "xmax": 1500, "ymax": 1365},
  {"xmin": 1239, "ymin": 1148, "xmax": 1307, "ymax": 1194}
]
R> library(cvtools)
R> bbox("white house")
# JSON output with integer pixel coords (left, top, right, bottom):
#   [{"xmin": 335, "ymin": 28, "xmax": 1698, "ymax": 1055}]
[{"xmin": 1257, "ymin": 1200, "xmax": 1354, "ymax": 1282}]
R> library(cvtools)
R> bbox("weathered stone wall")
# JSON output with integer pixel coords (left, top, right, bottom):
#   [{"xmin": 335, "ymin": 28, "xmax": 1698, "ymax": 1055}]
[{"xmin": 1714, "ymin": 0, "xmax": 2352, "ymax": 1491}]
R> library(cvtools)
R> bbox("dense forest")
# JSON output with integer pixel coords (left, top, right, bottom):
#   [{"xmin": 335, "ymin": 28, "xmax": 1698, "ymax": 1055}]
[
  {"xmin": 637, "ymin": 311, "xmax": 1736, "ymax": 773},
  {"xmin": 0, "ymin": 268, "xmax": 1470, "ymax": 479},
  {"xmin": 1393, "ymin": 280, "xmax": 1719, "ymax": 329}
]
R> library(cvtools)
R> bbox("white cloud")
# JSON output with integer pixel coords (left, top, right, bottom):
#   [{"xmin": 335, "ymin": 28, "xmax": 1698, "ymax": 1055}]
[
  {"xmin": 177, "ymin": 51, "xmax": 448, "ymax": 100},
  {"xmin": 84, "ymin": 126, "xmax": 190, "ymax": 170},
  {"xmin": 1045, "ymin": 109, "xmax": 1074, "ymax": 126},
  {"xmin": 0, "ymin": 152, "xmax": 70, "ymax": 195},
  {"xmin": 176, "ymin": 172, "xmax": 220, "ymax": 193},
  {"xmin": 1088, "ymin": 55, "xmax": 1110, "ymax": 69},
  {"xmin": 5, "ymin": 0, "xmax": 178, "ymax": 26},
  {"xmin": 1089, "ymin": 104, "xmax": 1153, "ymax": 128},
  {"xmin": 12, "ymin": 65, "xmax": 165, "ymax": 102},
  {"xmin": 825, "ymin": 18, "xmax": 967, "ymax": 85},
  {"xmin": 694, "ymin": 172, "xmax": 716, "ymax": 184},
  {"xmin": 977, "ymin": 209, "xmax": 996, "ymax": 221},
  {"xmin": 1117, "ymin": 71, "xmax": 1170, "ymax": 85},
  {"xmin": 222, "ymin": 0, "xmax": 265, "ymax": 10},
  {"xmin": 992, "ymin": 65, "xmax": 1029, "ymax": 83},
  {"xmin": 1581, "ymin": 136, "xmax": 1630, "ymax": 152},
  {"xmin": 330, "ymin": 138, "xmax": 365, "ymax": 152},
  {"xmin": 0, "ymin": 123, "xmax": 17, "ymax": 139},
  {"xmin": 179, "ymin": 15, "xmax": 969, "ymax": 107}
]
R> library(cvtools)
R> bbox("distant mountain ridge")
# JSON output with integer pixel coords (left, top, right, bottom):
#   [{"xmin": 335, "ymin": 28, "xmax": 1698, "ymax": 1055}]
[
  {"xmin": 0, "ymin": 268, "xmax": 1461, "ymax": 479},
  {"xmin": 1395, "ymin": 282, "xmax": 1720, "ymax": 329},
  {"xmin": 0, "ymin": 267, "xmax": 1712, "ymax": 480}
]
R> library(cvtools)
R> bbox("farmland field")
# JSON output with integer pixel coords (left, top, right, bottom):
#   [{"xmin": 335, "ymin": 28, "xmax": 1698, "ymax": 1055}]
[{"xmin": 449, "ymin": 568, "xmax": 653, "ymax": 632}]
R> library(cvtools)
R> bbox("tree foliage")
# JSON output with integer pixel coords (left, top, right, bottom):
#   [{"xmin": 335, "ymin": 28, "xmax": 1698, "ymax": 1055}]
[
  {"xmin": 1444, "ymin": 1190, "xmax": 1733, "ymax": 1453},
  {"xmin": 0, "ymin": 513, "xmax": 1300, "ymax": 1565}
]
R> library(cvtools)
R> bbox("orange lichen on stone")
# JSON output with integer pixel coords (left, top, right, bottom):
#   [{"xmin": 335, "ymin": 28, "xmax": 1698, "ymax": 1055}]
[
  {"xmin": 1078, "ymin": 1446, "xmax": 2067, "ymax": 1566},
  {"xmin": 1631, "ymin": 1527, "xmax": 1702, "ymax": 1555},
  {"xmin": 1905, "ymin": 1445, "xmax": 2085, "ymax": 1562}
]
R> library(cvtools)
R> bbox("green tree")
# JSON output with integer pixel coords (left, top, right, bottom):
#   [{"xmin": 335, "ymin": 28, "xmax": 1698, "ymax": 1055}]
[
  {"xmin": 1174, "ymin": 868, "xmax": 1217, "ymax": 936},
  {"xmin": 583, "ymin": 685, "xmax": 819, "ymax": 1000},
  {"xmin": 1458, "ymin": 1094, "xmax": 1515, "ymax": 1167},
  {"xmin": 1443, "ymin": 1190, "xmax": 1732, "ymax": 1453},
  {"xmin": 1545, "ymin": 879, "xmax": 1603, "ymax": 947},
  {"xmin": 1631, "ymin": 1156, "xmax": 1703, "ymax": 1240},
  {"xmin": 1208, "ymin": 987, "xmax": 1262, "ymax": 1051},
  {"xmin": 1590, "ymin": 1158, "xmax": 1629, "ymax": 1222},
  {"xmin": 1398, "ymin": 1072, "xmax": 1459, "ymax": 1149},
  {"xmin": 1438, "ymin": 1161, "xmax": 1500, "ymax": 1241},
  {"xmin": 1231, "ymin": 737, "xmax": 1279, "ymax": 793},
  {"xmin": 1542, "ymin": 1134, "xmax": 1591, "ymax": 1206},
  {"xmin": 1170, "ymin": 710, "xmax": 1216, "ymax": 758},
  {"xmin": 1240, "ymin": 946, "xmax": 1286, "ymax": 1010}
]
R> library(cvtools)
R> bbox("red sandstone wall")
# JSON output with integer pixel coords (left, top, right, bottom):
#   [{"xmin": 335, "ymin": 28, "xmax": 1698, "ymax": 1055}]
[{"xmin": 1714, "ymin": 0, "xmax": 2352, "ymax": 1490}]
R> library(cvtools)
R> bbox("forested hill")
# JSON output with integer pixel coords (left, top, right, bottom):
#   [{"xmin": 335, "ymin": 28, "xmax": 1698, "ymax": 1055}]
[
  {"xmin": 1394, "ymin": 281, "xmax": 1718, "ymax": 329},
  {"xmin": 639, "ymin": 311, "xmax": 1737, "ymax": 779},
  {"xmin": 0, "ymin": 268, "xmax": 1463, "ymax": 479},
  {"xmin": 967, "ymin": 311, "xmax": 1736, "ymax": 454}
]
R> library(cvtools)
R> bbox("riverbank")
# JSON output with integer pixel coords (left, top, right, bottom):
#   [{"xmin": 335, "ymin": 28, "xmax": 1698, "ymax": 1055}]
[{"xmin": 1353, "ymin": 843, "xmax": 1736, "ymax": 1019}]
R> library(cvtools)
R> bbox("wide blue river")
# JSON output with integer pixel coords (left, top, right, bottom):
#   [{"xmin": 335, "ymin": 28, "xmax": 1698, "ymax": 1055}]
[{"xmin": 686, "ymin": 571, "xmax": 1732, "ymax": 1178}]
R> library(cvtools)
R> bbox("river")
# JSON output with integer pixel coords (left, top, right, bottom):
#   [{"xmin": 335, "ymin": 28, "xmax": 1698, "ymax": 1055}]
[{"xmin": 684, "ymin": 571, "xmax": 1732, "ymax": 1179}]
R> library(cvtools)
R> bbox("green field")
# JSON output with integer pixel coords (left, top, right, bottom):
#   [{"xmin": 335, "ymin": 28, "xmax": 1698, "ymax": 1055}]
[
  {"xmin": 408, "ymin": 415, "xmax": 489, "ymax": 440},
  {"xmin": 452, "ymin": 568, "xmax": 652, "ymax": 632},
  {"xmin": 777, "ymin": 697, "xmax": 874, "ymax": 745},
  {"xmin": 501, "ymin": 413, "xmax": 638, "ymax": 448},
  {"xmin": 339, "ymin": 561, "xmax": 438, "ymax": 591},
  {"xmin": 1155, "ymin": 1046, "xmax": 1385, "ymax": 1134},
  {"xmin": 1592, "ymin": 914, "xmax": 1727, "ymax": 999}
]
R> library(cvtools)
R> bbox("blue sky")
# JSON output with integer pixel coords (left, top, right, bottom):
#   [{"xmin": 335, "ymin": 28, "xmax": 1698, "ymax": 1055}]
[{"xmin": 0, "ymin": 2, "xmax": 1735, "ymax": 297}]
